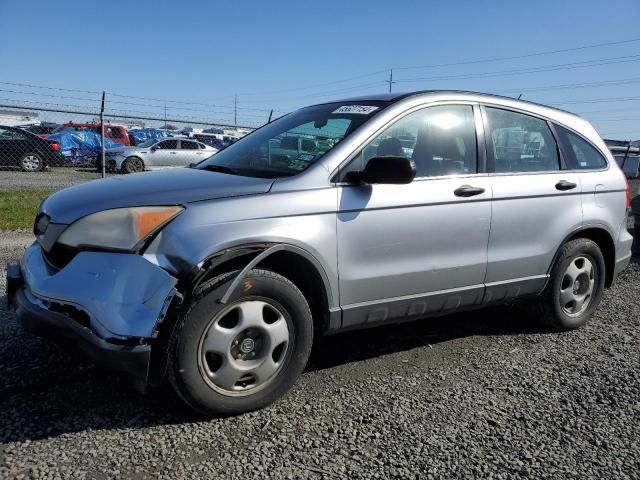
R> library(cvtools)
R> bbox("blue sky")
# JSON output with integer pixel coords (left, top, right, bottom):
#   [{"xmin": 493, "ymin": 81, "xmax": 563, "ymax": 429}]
[{"xmin": 1, "ymin": 0, "xmax": 640, "ymax": 137}]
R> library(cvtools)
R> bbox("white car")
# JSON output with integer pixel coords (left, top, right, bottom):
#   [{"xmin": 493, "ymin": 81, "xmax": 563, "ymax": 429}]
[{"xmin": 112, "ymin": 138, "xmax": 218, "ymax": 173}]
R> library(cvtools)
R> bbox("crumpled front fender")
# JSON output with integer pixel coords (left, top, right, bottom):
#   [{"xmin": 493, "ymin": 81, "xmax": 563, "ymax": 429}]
[{"xmin": 21, "ymin": 243, "xmax": 177, "ymax": 340}]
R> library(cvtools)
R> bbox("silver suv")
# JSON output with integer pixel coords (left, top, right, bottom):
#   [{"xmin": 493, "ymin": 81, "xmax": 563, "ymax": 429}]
[{"xmin": 7, "ymin": 91, "xmax": 633, "ymax": 415}]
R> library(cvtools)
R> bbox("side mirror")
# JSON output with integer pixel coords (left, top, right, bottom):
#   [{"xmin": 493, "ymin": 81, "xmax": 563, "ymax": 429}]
[
  {"xmin": 150, "ymin": 146, "xmax": 157, "ymax": 151},
  {"xmin": 346, "ymin": 156, "xmax": 416, "ymax": 184}
]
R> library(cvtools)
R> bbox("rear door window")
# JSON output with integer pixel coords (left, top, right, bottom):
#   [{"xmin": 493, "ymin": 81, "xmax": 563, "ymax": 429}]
[
  {"xmin": 180, "ymin": 140, "xmax": 199, "ymax": 150},
  {"xmin": 485, "ymin": 107, "xmax": 560, "ymax": 173}
]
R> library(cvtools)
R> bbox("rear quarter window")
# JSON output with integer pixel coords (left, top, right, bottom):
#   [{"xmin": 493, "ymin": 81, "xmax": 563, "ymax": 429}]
[{"xmin": 555, "ymin": 125, "xmax": 607, "ymax": 170}]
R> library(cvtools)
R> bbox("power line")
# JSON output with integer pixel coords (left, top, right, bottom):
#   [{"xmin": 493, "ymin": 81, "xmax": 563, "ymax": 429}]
[
  {"xmin": 250, "ymin": 54, "xmax": 640, "ymax": 104},
  {"xmin": 239, "ymin": 37, "xmax": 640, "ymax": 96},
  {"xmin": 0, "ymin": 88, "xmax": 100, "ymax": 104},
  {"xmin": 499, "ymin": 77, "xmax": 640, "ymax": 94},
  {"xmin": 0, "ymin": 88, "xmax": 271, "ymax": 119},
  {"xmin": 395, "ymin": 54, "xmax": 640, "ymax": 83},
  {"xmin": 550, "ymin": 96, "xmax": 640, "ymax": 106},
  {"xmin": 600, "ymin": 131, "xmax": 639, "ymax": 137},
  {"xmin": 572, "ymin": 106, "xmax": 640, "ymax": 115},
  {"xmin": 394, "ymin": 37, "xmax": 640, "ymax": 71},
  {"xmin": 0, "ymin": 80, "xmax": 284, "ymax": 114},
  {"xmin": 240, "ymin": 69, "xmax": 388, "ymax": 96},
  {"xmin": 589, "ymin": 117, "xmax": 640, "ymax": 122},
  {"xmin": 107, "ymin": 91, "xmax": 282, "ymax": 113},
  {"xmin": 4, "ymin": 36, "xmax": 640, "ymax": 114},
  {"xmin": 0, "ymin": 80, "xmax": 101, "ymax": 95},
  {"xmin": 234, "ymin": 80, "xmax": 387, "ymax": 105},
  {"xmin": 0, "ymin": 98, "xmax": 261, "ymax": 126}
]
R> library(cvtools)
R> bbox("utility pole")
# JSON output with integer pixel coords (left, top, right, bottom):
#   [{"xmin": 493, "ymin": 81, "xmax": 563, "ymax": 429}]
[
  {"xmin": 164, "ymin": 104, "xmax": 167, "ymax": 127},
  {"xmin": 234, "ymin": 94, "xmax": 238, "ymax": 129},
  {"xmin": 387, "ymin": 69, "xmax": 395, "ymax": 93},
  {"xmin": 100, "ymin": 91, "xmax": 105, "ymax": 179}
]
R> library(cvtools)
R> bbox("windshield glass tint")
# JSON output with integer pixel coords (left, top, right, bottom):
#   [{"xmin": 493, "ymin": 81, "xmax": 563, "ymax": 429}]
[{"xmin": 196, "ymin": 102, "xmax": 386, "ymax": 178}]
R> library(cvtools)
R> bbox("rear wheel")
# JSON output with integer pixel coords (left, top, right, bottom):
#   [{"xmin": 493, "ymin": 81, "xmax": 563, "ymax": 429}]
[
  {"xmin": 20, "ymin": 152, "xmax": 43, "ymax": 172},
  {"xmin": 535, "ymin": 238, "xmax": 605, "ymax": 330},
  {"xmin": 169, "ymin": 269, "xmax": 313, "ymax": 415},
  {"xmin": 123, "ymin": 156, "xmax": 144, "ymax": 173}
]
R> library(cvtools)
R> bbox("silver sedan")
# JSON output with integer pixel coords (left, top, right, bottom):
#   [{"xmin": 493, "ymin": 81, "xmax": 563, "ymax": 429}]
[{"xmin": 112, "ymin": 138, "xmax": 218, "ymax": 173}]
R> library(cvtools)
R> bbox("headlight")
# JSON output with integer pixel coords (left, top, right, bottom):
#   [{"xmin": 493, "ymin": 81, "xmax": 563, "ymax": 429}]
[{"xmin": 58, "ymin": 206, "xmax": 184, "ymax": 251}]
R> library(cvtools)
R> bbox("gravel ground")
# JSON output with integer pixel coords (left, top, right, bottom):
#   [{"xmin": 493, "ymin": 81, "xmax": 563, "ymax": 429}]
[{"xmin": 0, "ymin": 233, "xmax": 639, "ymax": 479}]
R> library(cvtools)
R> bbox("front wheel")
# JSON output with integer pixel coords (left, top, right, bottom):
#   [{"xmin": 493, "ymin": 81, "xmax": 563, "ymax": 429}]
[
  {"xmin": 169, "ymin": 269, "xmax": 313, "ymax": 415},
  {"xmin": 535, "ymin": 238, "xmax": 605, "ymax": 330},
  {"xmin": 123, "ymin": 156, "xmax": 144, "ymax": 173}
]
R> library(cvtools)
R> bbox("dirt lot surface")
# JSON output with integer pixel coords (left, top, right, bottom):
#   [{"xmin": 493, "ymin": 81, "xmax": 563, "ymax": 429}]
[
  {"xmin": 0, "ymin": 168, "xmax": 108, "ymax": 191},
  {"xmin": 1, "ymin": 237, "xmax": 639, "ymax": 479}
]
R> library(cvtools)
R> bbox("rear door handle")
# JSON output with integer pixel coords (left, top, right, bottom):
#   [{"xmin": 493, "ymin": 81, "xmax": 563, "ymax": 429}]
[
  {"xmin": 555, "ymin": 180, "xmax": 577, "ymax": 191},
  {"xmin": 170, "ymin": 151, "xmax": 177, "ymax": 154},
  {"xmin": 454, "ymin": 185, "xmax": 485, "ymax": 197}
]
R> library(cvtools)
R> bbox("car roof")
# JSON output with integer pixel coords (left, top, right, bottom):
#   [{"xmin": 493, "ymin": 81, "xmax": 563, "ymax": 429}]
[{"xmin": 323, "ymin": 89, "xmax": 576, "ymax": 117}]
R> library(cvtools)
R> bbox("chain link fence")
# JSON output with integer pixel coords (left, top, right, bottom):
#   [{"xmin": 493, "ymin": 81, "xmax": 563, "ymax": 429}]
[{"xmin": 0, "ymin": 100, "xmax": 260, "ymax": 232}]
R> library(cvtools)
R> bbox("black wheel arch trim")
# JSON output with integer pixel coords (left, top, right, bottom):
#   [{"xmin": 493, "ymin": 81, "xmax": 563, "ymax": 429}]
[
  {"xmin": 544, "ymin": 223, "xmax": 616, "ymax": 290},
  {"xmin": 183, "ymin": 242, "xmax": 336, "ymax": 311}
]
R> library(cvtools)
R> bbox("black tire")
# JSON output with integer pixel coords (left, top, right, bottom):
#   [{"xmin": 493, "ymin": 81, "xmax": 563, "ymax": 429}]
[
  {"xmin": 169, "ymin": 269, "xmax": 313, "ymax": 416},
  {"xmin": 20, "ymin": 152, "xmax": 44, "ymax": 172},
  {"xmin": 535, "ymin": 238, "xmax": 605, "ymax": 331},
  {"xmin": 106, "ymin": 159, "xmax": 117, "ymax": 173},
  {"xmin": 123, "ymin": 156, "xmax": 144, "ymax": 174}
]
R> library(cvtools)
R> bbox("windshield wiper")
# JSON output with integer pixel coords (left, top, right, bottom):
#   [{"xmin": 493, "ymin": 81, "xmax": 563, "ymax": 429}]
[{"xmin": 201, "ymin": 164, "xmax": 241, "ymax": 176}]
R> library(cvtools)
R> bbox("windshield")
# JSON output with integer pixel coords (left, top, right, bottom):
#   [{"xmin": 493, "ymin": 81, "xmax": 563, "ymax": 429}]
[{"xmin": 196, "ymin": 102, "xmax": 387, "ymax": 178}]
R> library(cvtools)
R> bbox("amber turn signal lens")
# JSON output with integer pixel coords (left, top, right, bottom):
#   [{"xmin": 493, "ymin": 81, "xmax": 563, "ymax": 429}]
[{"xmin": 133, "ymin": 207, "xmax": 183, "ymax": 239}]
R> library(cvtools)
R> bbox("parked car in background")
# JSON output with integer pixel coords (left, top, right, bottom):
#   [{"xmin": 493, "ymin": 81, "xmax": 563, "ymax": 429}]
[
  {"xmin": 128, "ymin": 128, "xmax": 174, "ymax": 146},
  {"xmin": 54, "ymin": 123, "xmax": 131, "ymax": 146},
  {"xmin": 49, "ymin": 130, "xmax": 124, "ymax": 167},
  {"xmin": 192, "ymin": 132, "xmax": 223, "ymax": 149},
  {"xmin": 7, "ymin": 91, "xmax": 632, "ymax": 416},
  {"xmin": 632, "ymin": 184, "xmax": 640, "ymax": 244},
  {"xmin": 607, "ymin": 142, "xmax": 640, "ymax": 178},
  {"xmin": 0, "ymin": 125, "xmax": 63, "ymax": 171},
  {"xmin": 18, "ymin": 123, "xmax": 60, "ymax": 138},
  {"xmin": 112, "ymin": 137, "xmax": 218, "ymax": 173}
]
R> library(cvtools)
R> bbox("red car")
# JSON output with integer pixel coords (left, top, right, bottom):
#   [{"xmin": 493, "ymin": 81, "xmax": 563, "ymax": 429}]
[{"xmin": 54, "ymin": 123, "xmax": 131, "ymax": 146}]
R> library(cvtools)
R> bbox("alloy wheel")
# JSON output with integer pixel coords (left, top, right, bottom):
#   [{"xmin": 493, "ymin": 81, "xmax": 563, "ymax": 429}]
[
  {"xmin": 21, "ymin": 154, "xmax": 41, "ymax": 171},
  {"xmin": 559, "ymin": 256, "xmax": 596, "ymax": 317},
  {"xmin": 197, "ymin": 299, "xmax": 291, "ymax": 396}
]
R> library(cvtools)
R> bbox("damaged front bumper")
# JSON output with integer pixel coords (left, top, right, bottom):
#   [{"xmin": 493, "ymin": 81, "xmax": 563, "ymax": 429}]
[{"xmin": 6, "ymin": 242, "xmax": 178, "ymax": 383}]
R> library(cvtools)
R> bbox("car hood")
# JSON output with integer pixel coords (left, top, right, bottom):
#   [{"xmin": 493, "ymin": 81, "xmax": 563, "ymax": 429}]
[{"xmin": 42, "ymin": 168, "xmax": 274, "ymax": 224}]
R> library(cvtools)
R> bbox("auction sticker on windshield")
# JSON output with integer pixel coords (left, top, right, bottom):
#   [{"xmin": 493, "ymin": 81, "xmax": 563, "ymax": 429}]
[{"xmin": 332, "ymin": 105, "xmax": 379, "ymax": 115}]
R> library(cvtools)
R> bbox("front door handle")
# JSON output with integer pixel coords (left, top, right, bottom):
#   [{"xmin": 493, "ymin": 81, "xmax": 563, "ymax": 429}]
[
  {"xmin": 454, "ymin": 185, "xmax": 485, "ymax": 197},
  {"xmin": 170, "ymin": 151, "xmax": 177, "ymax": 154},
  {"xmin": 555, "ymin": 180, "xmax": 577, "ymax": 191}
]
